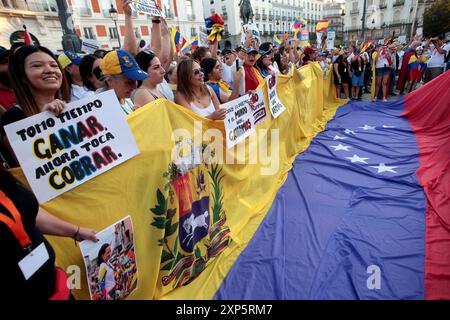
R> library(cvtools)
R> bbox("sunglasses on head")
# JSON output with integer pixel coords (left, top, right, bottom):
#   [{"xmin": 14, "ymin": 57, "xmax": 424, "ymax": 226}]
[{"xmin": 192, "ymin": 68, "xmax": 204, "ymax": 75}]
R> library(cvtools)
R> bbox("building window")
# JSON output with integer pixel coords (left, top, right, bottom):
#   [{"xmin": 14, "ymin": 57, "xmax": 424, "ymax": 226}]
[
  {"xmin": 109, "ymin": 27, "xmax": 119, "ymax": 39},
  {"xmin": 135, "ymin": 27, "xmax": 140, "ymax": 39},
  {"xmin": 83, "ymin": 27, "xmax": 95, "ymax": 39},
  {"xmin": 191, "ymin": 27, "xmax": 196, "ymax": 37}
]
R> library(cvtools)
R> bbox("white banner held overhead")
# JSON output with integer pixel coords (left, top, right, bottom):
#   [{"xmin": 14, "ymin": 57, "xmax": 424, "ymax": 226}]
[
  {"xmin": 81, "ymin": 38, "xmax": 100, "ymax": 54},
  {"xmin": 129, "ymin": 0, "xmax": 163, "ymax": 17},
  {"xmin": 326, "ymin": 28, "xmax": 335, "ymax": 50},
  {"xmin": 266, "ymin": 75, "xmax": 286, "ymax": 118},
  {"xmin": 4, "ymin": 90, "xmax": 140, "ymax": 203}
]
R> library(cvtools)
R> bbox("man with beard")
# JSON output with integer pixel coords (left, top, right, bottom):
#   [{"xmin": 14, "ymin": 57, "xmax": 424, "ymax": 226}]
[{"xmin": 0, "ymin": 46, "xmax": 16, "ymax": 115}]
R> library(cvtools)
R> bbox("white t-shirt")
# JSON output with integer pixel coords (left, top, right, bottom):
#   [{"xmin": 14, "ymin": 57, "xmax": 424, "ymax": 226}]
[
  {"xmin": 376, "ymin": 53, "xmax": 390, "ymax": 69},
  {"xmin": 347, "ymin": 53, "xmax": 355, "ymax": 64},
  {"xmin": 222, "ymin": 62, "xmax": 233, "ymax": 86},
  {"xmin": 427, "ymin": 47, "xmax": 445, "ymax": 68},
  {"xmin": 71, "ymin": 84, "xmax": 95, "ymax": 102},
  {"xmin": 157, "ymin": 80, "xmax": 175, "ymax": 102}
]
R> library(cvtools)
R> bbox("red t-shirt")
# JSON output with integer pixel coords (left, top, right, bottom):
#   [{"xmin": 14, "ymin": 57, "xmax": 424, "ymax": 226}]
[{"xmin": 0, "ymin": 87, "xmax": 16, "ymax": 110}]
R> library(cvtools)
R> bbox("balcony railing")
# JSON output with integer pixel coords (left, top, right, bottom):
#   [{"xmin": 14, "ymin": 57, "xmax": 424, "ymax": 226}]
[
  {"xmin": 222, "ymin": 12, "xmax": 228, "ymax": 20},
  {"xmin": 275, "ymin": 14, "xmax": 280, "ymax": 20},
  {"xmin": 255, "ymin": 13, "xmax": 261, "ymax": 20},
  {"xmin": 350, "ymin": 9, "xmax": 359, "ymax": 14},
  {"xmin": 262, "ymin": 14, "xmax": 267, "ymax": 21},
  {"xmin": 187, "ymin": 13, "xmax": 196, "ymax": 21},
  {"xmin": 394, "ymin": 0, "xmax": 405, "ymax": 6},
  {"xmin": 269, "ymin": 14, "xmax": 274, "ymax": 21}
]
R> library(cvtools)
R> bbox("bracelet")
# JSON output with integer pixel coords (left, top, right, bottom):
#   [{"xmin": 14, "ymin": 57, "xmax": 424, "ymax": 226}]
[
  {"xmin": 73, "ymin": 225, "xmax": 80, "ymax": 239},
  {"xmin": 152, "ymin": 19, "xmax": 161, "ymax": 24}
]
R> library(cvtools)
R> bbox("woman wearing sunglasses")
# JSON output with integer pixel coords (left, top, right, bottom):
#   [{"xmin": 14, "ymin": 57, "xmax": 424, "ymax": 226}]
[
  {"xmin": 79, "ymin": 54, "xmax": 105, "ymax": 92},
  {"xmin": 175, "ymin": 59, "xmax": 226, "ymax": 120},
  {"xmin": 132, "ymin": 49, "xmax": 167, "ymax": 107},
  {"xmin": 200, "ymin": 57, "xmax": 242, "ymax": 104},
  {"xmin": 256, "ymin": 49, "xmax": 276, "ymax": 78}
]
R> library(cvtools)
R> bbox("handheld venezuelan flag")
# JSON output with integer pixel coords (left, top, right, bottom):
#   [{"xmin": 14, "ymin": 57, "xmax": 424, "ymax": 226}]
[
  {"xmin": 180, "ymin": 36, "xmax": 199, "ymax": 54},
  {"xmin": 273, "ymin": 35, "xmax": 282, "ymax": 47},
  {"xmin": 293, "ymin": 16, "xmax": 307, "ymax": 30},
  {"xmin": 171, "ymin": 27, "xmax": 181, "ymax": 53}
]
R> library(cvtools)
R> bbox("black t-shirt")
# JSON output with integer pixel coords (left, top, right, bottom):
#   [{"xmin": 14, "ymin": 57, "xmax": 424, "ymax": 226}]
[
  {"xmin": 0, "ymin": 106, "xmax": 25, "ymax": 168},
  {"xmin": 0, "ymin": 169, "xmax": 56, "ymax": 299}
]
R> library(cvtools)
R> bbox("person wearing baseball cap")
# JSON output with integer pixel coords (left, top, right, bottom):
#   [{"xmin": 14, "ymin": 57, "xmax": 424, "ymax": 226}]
[
  {"xmin": 99, "ymin": 49, "xmax": 148, "ymax": 115},
  {"xmin": 58, "ymin": 50, "xmax": 93, "ymax": 101},
  {"xmin": 221, "ymin": 48, "xmax": 236, "ymax": 86}
]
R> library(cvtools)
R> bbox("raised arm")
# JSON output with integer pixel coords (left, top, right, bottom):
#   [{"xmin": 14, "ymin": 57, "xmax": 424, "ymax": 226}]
[
  {"xmin": 159, "ymin": 18, "xmax": 174, "ymax": 71},
  {"xmin": 150, "ymin": 16, "xmax": 163, "ymax": 57},
  {"xmin": 122, "ymin": 0, "xmax": 138, "ymax": 56}
]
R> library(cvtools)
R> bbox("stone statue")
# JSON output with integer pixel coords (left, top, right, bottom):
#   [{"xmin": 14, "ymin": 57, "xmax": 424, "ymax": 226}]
[{"xmin": 239, "ymin": 0, "xmax": 254, "ymax": 25}]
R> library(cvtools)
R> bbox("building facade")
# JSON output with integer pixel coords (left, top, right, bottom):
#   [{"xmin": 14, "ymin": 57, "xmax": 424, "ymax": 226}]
[
  {"xmin": 0, "ymin": 0, "xmax": 206, "ymax": 51},
  {"xmin": 0, "ymin": 0, "xmax": 64, "ymax": 49},
  {"xmin": 322, "ymin": 0, "xmax": 344, "ymax": 41},
  {"xmin": 344, "ymin": 0, "xmax": 435, "ymax": 42},
  {"xmin": 71, "ymin": 0, "xmax": 205, "ymax": 50},
  {"xmin": 204, "ymin": 0, "xmax": 324, "ymax": 48}
]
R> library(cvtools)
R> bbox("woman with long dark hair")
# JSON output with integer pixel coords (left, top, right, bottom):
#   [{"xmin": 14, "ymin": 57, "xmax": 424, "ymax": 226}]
[
  {"xmin": 0, "ymin": 165, "xmax": 97, "ymax": 299},
  {"xmin": 97, "ymin": 243, "xmax": 116, "ymax": 300},
  {"xmin": 79, "ymin": 54, "xmax": 104, "ymax": 92},
  {"xmin": 175, "ymin": 58, "xmax": 226, "ymax": 120},
  {"xmin": 200, "ymin": 57, "xmax": 242, "ymax": 104},
  {"xmin": 0, "ymin": 45, "xmax": 71, "ymax": 168},
  {"xmin": 132, "ymin": 49, "xmax": 167, "ymax": 107},
  {"xmin": 333, "ymin": 53, "xmax": 350, "ymax": 99}
]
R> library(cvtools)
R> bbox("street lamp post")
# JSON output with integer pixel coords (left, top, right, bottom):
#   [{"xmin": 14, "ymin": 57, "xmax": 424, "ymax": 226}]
[
  {"xmin": 341, "ymin": 10, "xmax": 345, "ymax": 44},
  {"xmin": 109, "ymin": 4, "xmax": 122, "ymax": 48}
]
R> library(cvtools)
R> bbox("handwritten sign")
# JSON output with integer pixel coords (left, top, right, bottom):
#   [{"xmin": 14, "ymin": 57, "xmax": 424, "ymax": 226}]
[
  {"xmin": 266, "ymin": 75, "xmax": 286, "ymax": 118},
  {"xmin": 223, "ymin": 90, "xmax": 267, "ymax": 148},
  {"xmin": 4, "ymin": 90, "xmax": 140, "ymax": 203},
  {"xmin": 129, "ymin": 0, "xmax": 163, "ymax": 17}
]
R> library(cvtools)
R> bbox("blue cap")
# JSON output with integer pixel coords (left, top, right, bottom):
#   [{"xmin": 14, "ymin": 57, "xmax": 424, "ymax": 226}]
[
  {"xmin": 245, "ymin": 47, "xmax": 259, "ymax": 54},
  {"xmin": 101, "ymin": 50, "xmax": 149, "ymax": 81},
  {"xmin": 58, "ymin": 50, "xmax": 83, "ymax": 69}
]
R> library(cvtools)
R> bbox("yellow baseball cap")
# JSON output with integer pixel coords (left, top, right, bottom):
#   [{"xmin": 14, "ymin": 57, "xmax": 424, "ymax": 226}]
[
  {"xmin": 58, "ymin": 50, "xmax": 83, "ymax": 69},
  {"xmin": 100, "ymin": 50, "xmax": 148, "ymax": 81}
]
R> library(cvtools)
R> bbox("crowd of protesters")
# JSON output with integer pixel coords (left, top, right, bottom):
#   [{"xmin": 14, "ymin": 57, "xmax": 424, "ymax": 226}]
[{"xmin": 0, "ymin": 0, "xmax": 449, "ymax": 299}]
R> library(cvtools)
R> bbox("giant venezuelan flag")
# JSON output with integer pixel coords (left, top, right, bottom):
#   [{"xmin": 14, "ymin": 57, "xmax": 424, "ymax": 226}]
[{"xmin": 11, "ymin": 66, "xmax": 450, "ymax": 300}]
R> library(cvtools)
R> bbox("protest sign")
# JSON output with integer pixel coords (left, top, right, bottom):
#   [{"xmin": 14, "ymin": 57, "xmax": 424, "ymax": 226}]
[
  {"xmin": 326, "ymin": 28, "xmax": 336, "ymax": 50},
  {"xmin": 266, "ymin": 75, "xmax": 286, "ymax": 118},
  {"xmin": 79, "ymin": 215, "xmax": 138, "ymax": 300},
  {"xmin": 4, "ymin": 90, "xmax": 140, "ymax": 203},
  {"xmin": 223, "ymin": 90, "xmax": 267, "ymax": 149},
  {"xmin": 81, "ymin": 38, "xmax": 100, "ymax": 54},
  {"xmin": 129, "ymin": 0, "xmax": 163, "ymax": 17}
]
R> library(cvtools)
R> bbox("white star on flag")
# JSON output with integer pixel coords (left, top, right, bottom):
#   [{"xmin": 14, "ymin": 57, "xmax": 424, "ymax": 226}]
[
  {"xmin": 345, "ymin": 154, "xmax": 369, "ymax": 164},
  {"xmin": 370, "ymin": 163, "xmax": 398, "ymax": 174},
  {"xmin": 344, "ymin": 129, "xmax": 357, "ymax": 135},
  {"xmin": 358, "ymin": 125, "xmax": 376, "ymax": 130},
  {"xmin": 331, "ymin": 144, "xmax": 352, "ymax": 151},
  {"xmin": 333, "ymin": 135, "xmax": 347, "ymax": 140},
  {"xmin": 382, "ymin": 125, "xmax": 396, "ymax": 128}
]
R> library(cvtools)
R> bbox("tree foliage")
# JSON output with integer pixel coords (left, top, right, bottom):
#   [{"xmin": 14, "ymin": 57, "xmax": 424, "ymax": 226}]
[{"xmin": 423, "ymin": 0, "xmax": 450, "ymax": 37}]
